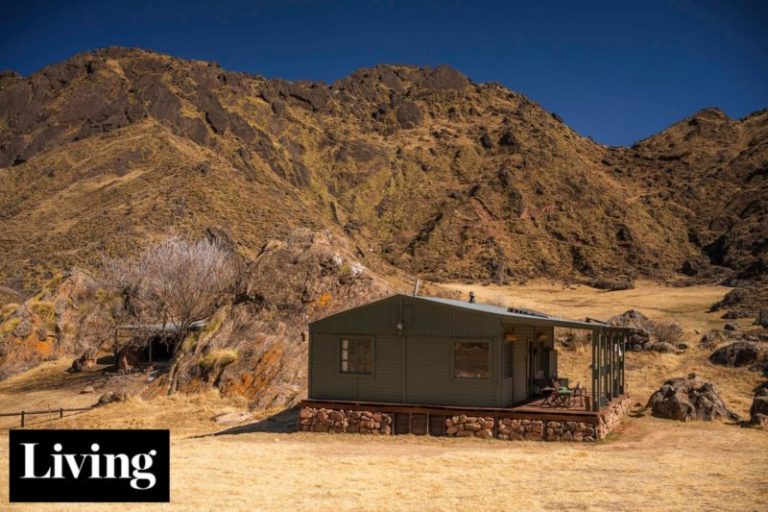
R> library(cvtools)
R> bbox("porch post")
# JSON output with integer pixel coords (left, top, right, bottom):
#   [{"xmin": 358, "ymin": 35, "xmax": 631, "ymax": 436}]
[
  {"xmin": 612, "ymin": 330, "xmax": 617, "ymax": 398},
  {"xmin": 591, "ymin": 329, "xmax": 598, "ymax": 412},
  {"xmin": 619, "ymin": 332, "xmax": 626, "ymax": 394},
  {"xmin": 606, "ymin": 330, "xmax": 613, "ymax": 401},
  {"xmin": 605, "ymin": 331, "xmax": 613, "ymax": 403},
  {"xmin": 596, "ymin": 330, "xmax": 603, "ymax": 410}
]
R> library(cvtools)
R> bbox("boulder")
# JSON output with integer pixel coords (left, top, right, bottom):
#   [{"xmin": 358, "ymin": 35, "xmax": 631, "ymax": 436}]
[
  {"xmin": 609, "ymin": 309, "xmax": 651, "ymax": 349},
  {"xmin": 756, "ymin": 310, "xmax": 768, "ymax": 328},
  {"xmin": 749, "ymin": 395, "xmax": 768, "ymax": 427},
  {"xmin": 395, "ymin": 101, "xmax": 423, "ymax": 129},
  {"xmin": 723, "ymin": 322, "xmax": 740, "ymax": 331},
  {"xmin": 750, "ymin": 395, "xmax": 768, "ymax": 417},
  {"xmin": 213, "ymin": 412, "xmax": 252, "ymax": 424},
  {"xmin": 12, "ymin": 317, "xmax": 33, "ymax": 338},
  {"xmin": 419, "ymin": 65, "xmax": 469, "ymax": 91},
  {"xmin": 645, "ymin": 374, "xmax": 740, "ymax": 422},
  {"xmin": 699, "ymin": 329, "xmax": 726, "ymax": 348},
  {"xmin": 651, "ymin": 342, "xmax": 676, "ymax": 353},
  {"xmin": 97, "ymin": 391, "xmax": 129, "ymax": 406},
  {"xmin": 69, "ymin": 347, "xmax": 98, "ymax": 373},
  {"xmin": 709, "ymin": 341, "xmax": 761, "ymax": 367}
]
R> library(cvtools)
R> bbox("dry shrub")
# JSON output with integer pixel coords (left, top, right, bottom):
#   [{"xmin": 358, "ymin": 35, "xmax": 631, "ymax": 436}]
[
  {"xmin": 651, "ymin": 320, "xmax": 684, "ymax": 345},
  {"xmin": 587, "ymin": 278, "xmax": 635, "ymax": 291},
  {"xmin": 485, "ymin": 295, "xmax": 509, "ymax": 308},
  {"xmin": 0, "ymin": 303, "xmax": 19, "ymax": 321},
  {"xmin": 200, "ymin": 349, "xmax": 239, "ymax": 371},
  {"xmin": 555, "ymin": 327, "xmax": 591, "ymax": 351}
]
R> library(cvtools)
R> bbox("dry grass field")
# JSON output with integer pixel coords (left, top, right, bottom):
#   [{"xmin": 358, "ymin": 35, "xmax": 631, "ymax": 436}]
[
  {"xmin": 1, "ymin": 419, "xmax": 766, "ymax": 512},
  {"xmin": 1, "ymin": 281, "xmax": 766, "ymax": 511}
]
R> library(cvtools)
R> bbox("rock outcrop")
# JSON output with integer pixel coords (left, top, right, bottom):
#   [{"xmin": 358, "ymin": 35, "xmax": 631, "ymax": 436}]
[
  {"xmin": 645, "ymin": 374, "xmax": 740, "ymax": 422},
  {"xmin": 709, "ymin": 341, "xmax": 761, "ymax": 367},
  {"xmin": 608, "ymin": 309, "xmax": 683, "ymax": 352}
]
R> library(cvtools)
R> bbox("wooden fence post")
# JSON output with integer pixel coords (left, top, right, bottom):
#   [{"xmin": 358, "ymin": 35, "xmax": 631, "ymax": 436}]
[
  {"xmin": 60, "ymin": 407, "xmax": 64, "ymax": 419},
  {"xmin": 20, "ymin": 411, "xmax": 25, "ymax": 428}
]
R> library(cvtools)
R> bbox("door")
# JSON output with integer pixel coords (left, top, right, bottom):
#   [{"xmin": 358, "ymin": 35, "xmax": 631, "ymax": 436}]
[{"xmin": 527, "ymin": 338, "xmax": 535, "ymax": 397}]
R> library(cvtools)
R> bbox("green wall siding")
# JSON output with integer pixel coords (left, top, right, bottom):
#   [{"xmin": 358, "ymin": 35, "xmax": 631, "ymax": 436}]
[
  {"xmin": 310, "ymin": 334, "xmax": 356, "ymax": 400},
  {"xmin": 512, "ymin": 326, "xmax": 533, "ymax": 403},
  {"xmin": 403, "ymin": 336, "xmax": 498, "ymax": 407},
  {"xmin": 309, "ymin": 296, "xmax": 548, "ymax": 408},
  {"xmin": 357, "ymin": 336, "xmax": 402, "ymax": 402}
]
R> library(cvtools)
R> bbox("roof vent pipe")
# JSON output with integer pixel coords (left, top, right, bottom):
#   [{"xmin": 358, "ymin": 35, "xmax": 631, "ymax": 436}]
[{"xmin": 468, "ymin": 291, "xmax": 476, "ymax": 303}]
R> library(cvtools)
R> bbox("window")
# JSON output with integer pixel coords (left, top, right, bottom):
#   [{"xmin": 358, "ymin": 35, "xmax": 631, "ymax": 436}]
[
  {"xmin": 505, "ymin": 342, "xmax": 514, "ymax": 378},
  {"xmin": 340, "ymin": 338, "xmax": 372, "ymax": 374},
  {"xmin": 453, "ymin": 341, "xmax": 490, "ymax": 379}
]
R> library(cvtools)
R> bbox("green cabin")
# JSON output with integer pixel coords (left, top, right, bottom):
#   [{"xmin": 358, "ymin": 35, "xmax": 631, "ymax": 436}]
[{"xmin": 308, "ymin": 294, "xmax": 627, "ymax": 411}]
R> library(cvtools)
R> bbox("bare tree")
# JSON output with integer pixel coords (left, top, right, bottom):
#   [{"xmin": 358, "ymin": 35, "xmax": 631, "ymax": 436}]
[{"xmin": 96, "ymin": 236, "xmax": 239, "ymax": 385}]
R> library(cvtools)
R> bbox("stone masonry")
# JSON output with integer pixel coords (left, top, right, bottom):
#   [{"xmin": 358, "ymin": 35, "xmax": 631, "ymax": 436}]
[
  {"xmin": 298, "ymin": 395, "xmax": 630, "ymax": 441},
  {"xmin": 445, "ymin": 415, "xmax": 494, "ymax": 438},
  {"xmin": 298, "ymin": 407, "xmax": 392, "ymax": 434},
  {"xmin": 497, "ymin": 418, "xmax": 545, "ymax": 440}
]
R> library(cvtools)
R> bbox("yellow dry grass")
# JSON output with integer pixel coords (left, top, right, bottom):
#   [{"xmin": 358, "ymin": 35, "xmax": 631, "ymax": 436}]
[
  {"xmin": 1, "ymin": 419, "xmax": 767, "ymax": 512},
  {"xmin": 0, "ymin": 282, "xmax": 766, "ymax": 511}
]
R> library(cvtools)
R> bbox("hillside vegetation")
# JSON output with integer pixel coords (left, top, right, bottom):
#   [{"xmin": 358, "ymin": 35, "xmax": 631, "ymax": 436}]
[{"xmin": 1, "ymin": 48, "xmax": 766, "ymax": 295}]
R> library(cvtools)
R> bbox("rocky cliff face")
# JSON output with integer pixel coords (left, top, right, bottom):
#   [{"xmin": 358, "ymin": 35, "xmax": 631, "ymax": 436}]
[{"xmin": 1, "ymin": 47, "xmax": 766, "ymax": 291}]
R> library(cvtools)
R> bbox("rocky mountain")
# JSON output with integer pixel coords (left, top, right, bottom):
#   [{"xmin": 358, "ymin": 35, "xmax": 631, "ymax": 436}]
[{"xmin": 1, "ymin": 47, "xmax": 766, "ymax": 293}]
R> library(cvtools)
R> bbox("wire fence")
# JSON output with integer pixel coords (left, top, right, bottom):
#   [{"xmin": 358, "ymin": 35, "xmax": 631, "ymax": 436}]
[{"xmin": 0, "ymin": 406, "xmax": 93, "ymax": 427}]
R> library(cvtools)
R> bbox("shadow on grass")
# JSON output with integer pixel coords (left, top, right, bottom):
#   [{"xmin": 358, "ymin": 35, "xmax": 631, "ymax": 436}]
[{"xmin": 205, "ymin": 406, "xmax": 300, "ymax": 437}]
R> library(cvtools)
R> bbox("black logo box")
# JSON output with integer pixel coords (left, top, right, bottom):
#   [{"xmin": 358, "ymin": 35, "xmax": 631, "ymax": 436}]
[{"xmin": 9, "ymin": 429, "xmax": 169, "ymax": 503}]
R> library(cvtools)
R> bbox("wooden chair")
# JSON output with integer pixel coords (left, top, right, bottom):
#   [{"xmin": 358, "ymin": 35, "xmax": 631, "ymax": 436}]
[
  {"xmin": 544, "ymin": 378, "xmax": 573, "ymax": 408},
  {"xmin": 571, "ymin": 382, "xmax": 587, "ymax": 409}
]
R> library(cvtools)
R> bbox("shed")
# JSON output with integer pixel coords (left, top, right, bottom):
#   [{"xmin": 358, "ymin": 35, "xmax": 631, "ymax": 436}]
[{"xmin": 308, "ymin": 293, "xmax": 629, "ymax": 412}]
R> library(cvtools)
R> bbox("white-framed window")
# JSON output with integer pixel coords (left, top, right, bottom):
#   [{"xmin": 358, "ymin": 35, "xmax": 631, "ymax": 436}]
[{"xmin": 340, "ymin": 338, "xmax": 372, "ymax": 374}]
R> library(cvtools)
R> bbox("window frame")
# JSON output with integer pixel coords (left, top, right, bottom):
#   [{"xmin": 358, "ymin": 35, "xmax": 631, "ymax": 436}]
[
  {"xmin": 451, "ymin": 338, "xmax": 492, "ymax": 381},
  {"xmin": 504, "ymin": 341, "xmax": 515, "ymax": 378},
  {"xmin": 339, "ymin": 337, "xmax": 374, "ymax": 376}
]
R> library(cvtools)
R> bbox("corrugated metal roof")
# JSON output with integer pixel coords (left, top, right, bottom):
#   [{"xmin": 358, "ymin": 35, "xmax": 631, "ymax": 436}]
[
  {"xmin": 411, "ymin": 295, "xmax": 624, "ymax": 330},
  {"xmin": 117, "ymin": 320, "xmax": 207, "ymax": 331},
  {"xmin": 310, "ymin": 293, "xmax": 630, "ymax": 331}
]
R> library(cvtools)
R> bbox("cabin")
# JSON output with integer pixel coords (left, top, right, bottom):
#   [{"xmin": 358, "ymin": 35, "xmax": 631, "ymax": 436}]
[{"xmin": 301, "ymin": 294, "xmax": 632, "ymax": 440}]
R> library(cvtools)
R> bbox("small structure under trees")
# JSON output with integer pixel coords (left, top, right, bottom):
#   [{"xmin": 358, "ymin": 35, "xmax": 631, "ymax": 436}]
[{"xmin": 94, "ymin": 236, "xmax": 239, "ymax": 389}]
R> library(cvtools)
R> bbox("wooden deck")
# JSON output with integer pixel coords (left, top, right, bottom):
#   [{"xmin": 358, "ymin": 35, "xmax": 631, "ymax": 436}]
[{"xmin": 510, "ymin": 395, "xmax": 591, "ymax": 415}]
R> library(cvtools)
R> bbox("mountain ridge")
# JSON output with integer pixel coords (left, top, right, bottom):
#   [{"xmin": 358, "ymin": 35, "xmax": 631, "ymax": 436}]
[{"xmin": 0, "ymin": 47, "xmax": 765, "ymax": 293}]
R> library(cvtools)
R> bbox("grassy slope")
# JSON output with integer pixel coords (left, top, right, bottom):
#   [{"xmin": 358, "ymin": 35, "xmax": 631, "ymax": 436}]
[{"xmin": 0, "ymin": 282, "xmax": 766, "ymax": 511}]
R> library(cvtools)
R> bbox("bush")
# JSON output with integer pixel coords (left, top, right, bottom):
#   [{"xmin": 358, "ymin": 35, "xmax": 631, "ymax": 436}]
[
  {"xmin": 0, "ymin": 317, "xmax": 20, "ymax": 335},
  {"xmin": 199, "ymin": 349, "xmax": 238, "ymax": 371},
  {"xmin": 29, "ymin": 300, "xmax": 56, "ymax": 330},
  {"xmin": 651, "ymin": 321, "xmax": 684, "ymax": 345},
  {"xmin": 587, "ymin": 278, "xmax": 635, "ymax": 291},
  {"xmin": 0, "ymin": 303, "xmax": 19, "ymax": 321}
]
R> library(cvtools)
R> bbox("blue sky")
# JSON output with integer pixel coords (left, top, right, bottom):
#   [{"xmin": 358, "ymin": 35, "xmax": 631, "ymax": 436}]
[{"xmin": 1, "ymin": 0, "xmax": 766, "ymax": 146}]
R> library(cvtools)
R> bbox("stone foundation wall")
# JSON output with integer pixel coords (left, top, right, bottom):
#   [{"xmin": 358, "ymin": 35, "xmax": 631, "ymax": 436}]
[
  {"xmin": 546, "ymin": 420, "xmax": 596, "ymax": 441},
  {"xmin": 298, "ymin": 395, "xmax": 629, "ymax": 441},
  {"xmin": 445, "ymin": 415, "xmax": 494, "ymax": 438},
  {"xmin": 596, "ymin": 395, "xmax": 631, "ymax": 439},
  {"xmin": 498, "ymin": 418, "xmax": 544, "ymax": 440},
  {"xmin": 298, "ymin": 407, "xmax": 392, "ymax": 434}
]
